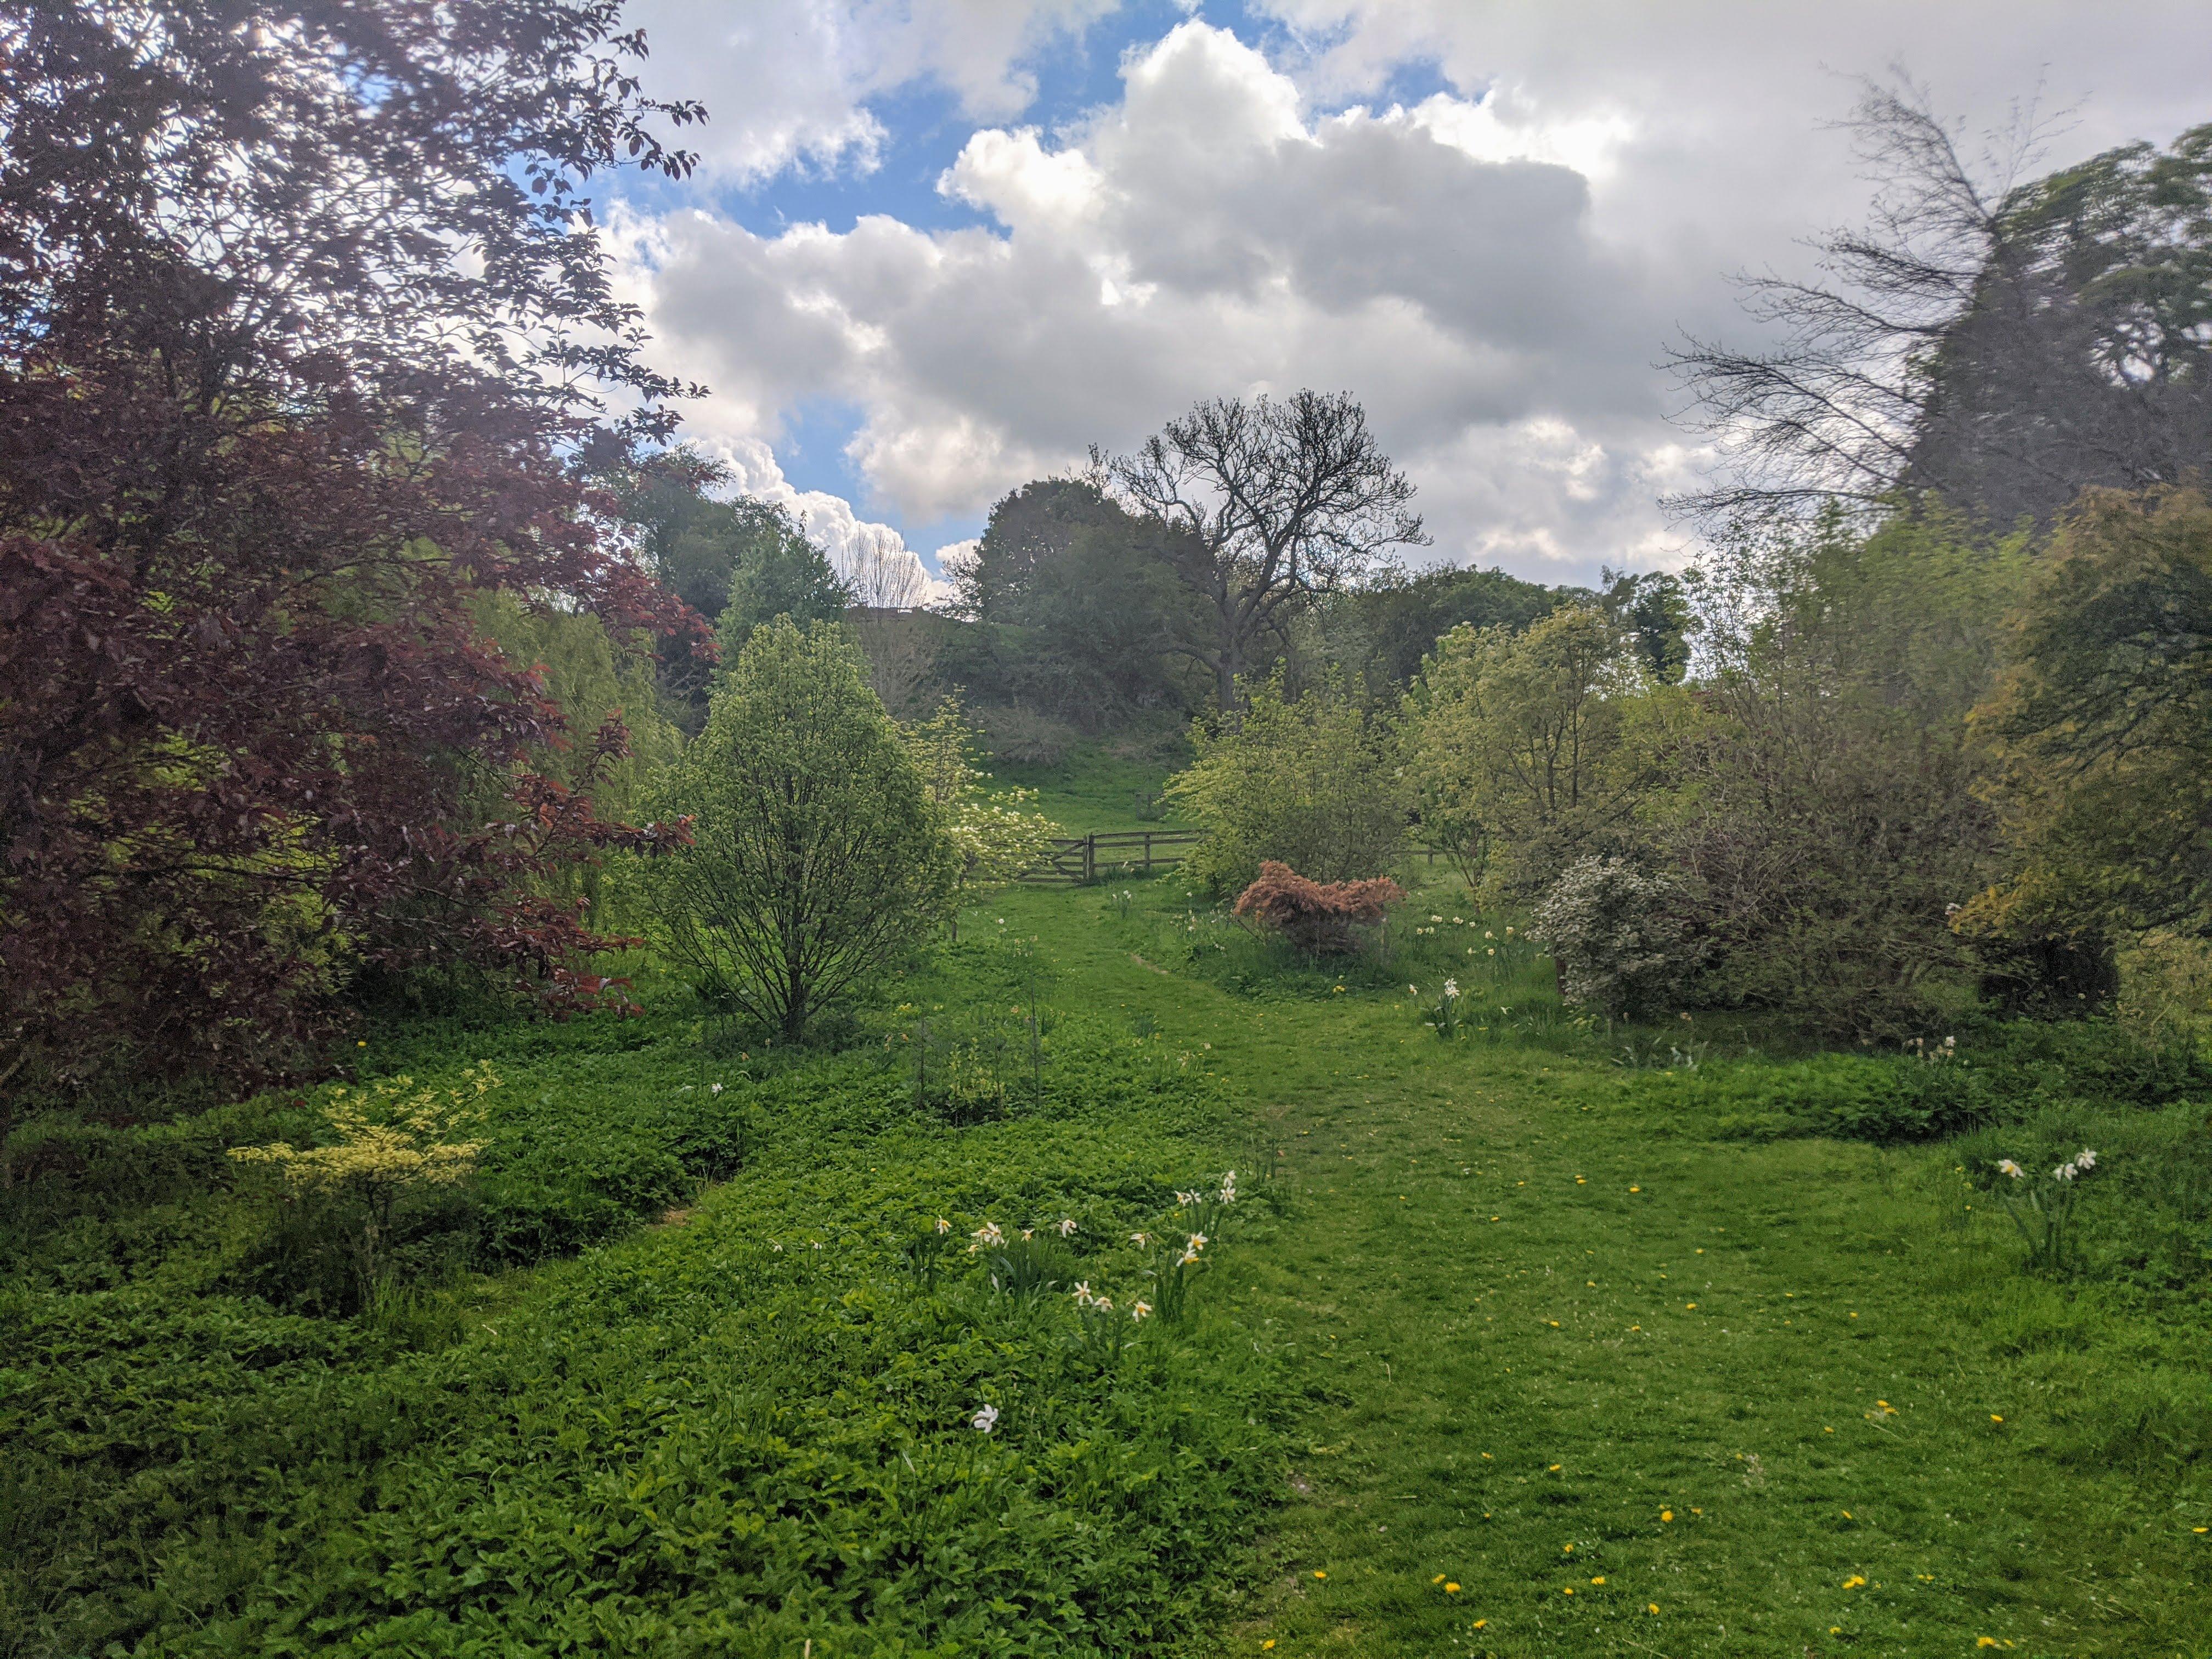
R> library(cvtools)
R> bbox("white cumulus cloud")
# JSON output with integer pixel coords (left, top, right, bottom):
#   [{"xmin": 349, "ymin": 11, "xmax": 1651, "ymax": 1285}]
[{"xmin": 616, "ymin": 4, "xmax": 2212, "ymax": 583}]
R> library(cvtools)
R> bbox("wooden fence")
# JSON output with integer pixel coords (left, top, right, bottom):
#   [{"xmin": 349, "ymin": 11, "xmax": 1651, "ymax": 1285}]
[{"xmin": 1019, "ymin": 830, "xmax": 1203, "ymax": 885}]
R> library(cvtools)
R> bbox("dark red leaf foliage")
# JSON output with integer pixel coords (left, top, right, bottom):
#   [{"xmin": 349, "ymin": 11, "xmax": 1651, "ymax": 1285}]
[
  {"xmin": 1232, "ymin": 862, "xmax": 1406, "ymax": 956},
  {"xmin": 1, "ymin": 0, "xmax": 713, "ymax": 1097}
]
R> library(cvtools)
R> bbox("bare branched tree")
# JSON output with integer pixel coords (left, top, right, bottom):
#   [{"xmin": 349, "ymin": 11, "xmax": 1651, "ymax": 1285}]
[
  {"xmin": 844, "ymin": 543, "xmax": 941, "ymax": 715},
  {"xmin": 1666, "ymin": 79, "xmax": 2212, "ymax": 532},
  {"xmin": 1103, "ymin": 390, "xmax": 1426, "ymax": 713}
]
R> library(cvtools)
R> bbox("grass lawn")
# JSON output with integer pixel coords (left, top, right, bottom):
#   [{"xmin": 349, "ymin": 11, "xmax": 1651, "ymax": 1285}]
[
  {"xmin": 992, "ymin": 738, "xmax": 1192, "ymax": 834},
  {"xmin": 8, "ymin": 867, "xmax": 2209, "ymax": 1657},
  {"xmin": 991, "ymin": 874, "xmax": 2212, "ymax": 1658}
]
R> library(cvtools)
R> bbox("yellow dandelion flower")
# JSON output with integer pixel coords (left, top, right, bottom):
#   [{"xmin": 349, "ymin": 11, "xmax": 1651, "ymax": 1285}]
[
  {"xmin": 1445, "ymin": 1582, "xmax": 1460, "ymax": 1594},
  {"xmin": 1591, "ymin": 1576, "xmax": 1605, "ymax": 1585},
  {"xmin": 1549, "ymin": 1463, "xmax": 1562, "ymax": 1471},
  {"xmin": 1647, "ymin": 1603, "xmax": 1660, "ymax": 1615},
  {"xmin": 1660, "ymin": 1510, "xmax": 1673, "ymax": 1522},
  {"xmin": 1472, "ymin": 1618, "xmax": 1486, "ymax": 1628},
  {"xmin": 1433, "ymin": 1574, "xmax": 1446, "ymax": 1584},
  {"xmin": 1842, "ymin": 1574, "xmax": 1866, "ymax": 1588},
  {"xmin": 1990, "ymin": 1414, "xmax": 2004, "ymax": 1424},
  {"xmin": 1313, "ymin": 1570, "xmax": 1326, "ymax": 1579}
]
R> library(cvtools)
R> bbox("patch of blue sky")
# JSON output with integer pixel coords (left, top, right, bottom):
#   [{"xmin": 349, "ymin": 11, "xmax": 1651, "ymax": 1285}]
[{"xmin": 771, "ymin": 397, "xmax": 873, "ymax": 501}]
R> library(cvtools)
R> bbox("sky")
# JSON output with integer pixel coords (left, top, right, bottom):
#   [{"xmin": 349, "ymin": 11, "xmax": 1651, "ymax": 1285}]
[{"xmin": 603, "ymin": 0, "xmax": 2212, "ymax": 596}]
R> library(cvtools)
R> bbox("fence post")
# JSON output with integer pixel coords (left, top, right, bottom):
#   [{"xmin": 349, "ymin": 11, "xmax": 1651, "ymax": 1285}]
[{"xmin": 1083, "ymin": 833, "xmax": 1096, "ymax": 885}]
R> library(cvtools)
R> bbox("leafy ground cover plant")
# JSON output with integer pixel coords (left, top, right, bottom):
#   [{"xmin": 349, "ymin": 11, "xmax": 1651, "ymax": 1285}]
[{"xmin": 1, "ymin": 994, "xmax": 1279, "ymax": 1657}]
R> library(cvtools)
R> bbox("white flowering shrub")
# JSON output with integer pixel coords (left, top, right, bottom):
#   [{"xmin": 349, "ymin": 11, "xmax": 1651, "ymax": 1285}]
[{"xmin": 1530, "ymin": 855, "xmax": 1704, "ymax": 1019}]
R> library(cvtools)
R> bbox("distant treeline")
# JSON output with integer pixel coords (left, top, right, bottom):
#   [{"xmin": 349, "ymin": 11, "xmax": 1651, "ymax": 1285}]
[{"xmin": 610, "ymin": 460, "xmax": 1689, "ymax": 763}]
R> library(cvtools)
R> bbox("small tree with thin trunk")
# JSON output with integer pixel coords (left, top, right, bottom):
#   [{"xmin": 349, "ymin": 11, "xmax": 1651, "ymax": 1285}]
[
  {"xmin": 640, "ymin": 619, "xmax": 958, "ymax": 1041},
  {"xmin": 1104, "ymin": 391, "xmax": 1426, "ymax": 713}
]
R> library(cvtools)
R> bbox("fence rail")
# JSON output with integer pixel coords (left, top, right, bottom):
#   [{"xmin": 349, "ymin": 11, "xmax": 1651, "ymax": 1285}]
[{"xmin": 1018, "ymin": 830, "xmax": 1203, "ymax": 885}]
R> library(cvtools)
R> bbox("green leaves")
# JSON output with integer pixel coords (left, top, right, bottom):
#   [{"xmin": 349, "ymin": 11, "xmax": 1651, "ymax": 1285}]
[{"xmin": 639, "ymin": 620, "xmax": 961, "ymax": 1042}]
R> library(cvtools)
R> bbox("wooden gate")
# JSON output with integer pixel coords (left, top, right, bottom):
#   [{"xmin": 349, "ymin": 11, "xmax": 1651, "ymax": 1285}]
[{"xmin": 1018, "ymin": 830, "xmax": 1201, "ymax": 885}]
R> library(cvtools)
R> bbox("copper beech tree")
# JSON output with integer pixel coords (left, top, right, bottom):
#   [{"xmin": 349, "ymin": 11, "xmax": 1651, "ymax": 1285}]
[{"xmin": 0, "ymin": 0, "xmax": 711, "ymax": 1102}]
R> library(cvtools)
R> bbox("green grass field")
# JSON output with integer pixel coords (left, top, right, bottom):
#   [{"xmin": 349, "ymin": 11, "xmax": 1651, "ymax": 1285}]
[
  {"xmin": 1020, "ymin": 874, "xmax": 2212, "ymax": 1658},
  {"xmin": 992, "ymin": 737, "xmax": 1192, "ymax": 833},
  {"xmin": 7, "ymin": 864, "xmax": 2210, "ymax": 1657}
]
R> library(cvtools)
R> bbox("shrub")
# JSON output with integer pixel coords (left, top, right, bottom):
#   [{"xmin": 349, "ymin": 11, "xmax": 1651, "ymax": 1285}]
[
  {"xmin": 1406, "ymin": 606, "xmax": 1651, "ymax": 901},
  {"xmin": 1657, "ymin": 514, "xmax": 2023, "ymax": 1039},
  {"xmin": 1617, "ymin": 1018, "xmax": 2212, "ymax": 1146},
  {"xmin": 1531, "ymin": 856, "xmax": 1703, "ymax": 1019},
  {"xmin": 1620, "ymin": 1052, "xmax": 1994, "ymax": 1142},
  {"xmin": 1234, "ymin": 861, "xmax": 1405, "ymax": 955},
  {"xmin": 905, "ymin": 698, "xmax": 1064, "ymax": 915},
  {"xmin": 639, "ymin": 619, "xmax": 960, "ymax": 1041},
  {"xmin": 1170, "ymin": 670, "xmax": 1407, "ymax": 895},
  {"xmin": 979, "ymin": 702, "xmax": 1079, "ymax": 765},
  {"xmin": 228, "ymin": 1069, "xmax": 495, "ymax": 1306}
]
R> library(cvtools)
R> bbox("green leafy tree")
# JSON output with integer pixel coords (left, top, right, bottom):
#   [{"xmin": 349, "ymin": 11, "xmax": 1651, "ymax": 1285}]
[
  {"xmin": 716, "ymin": 519, "xmax": 851, "ymax": 655},
  {"xmin": 1659, "ymin": 510, "xmax": 2027, "ymax": 1035},
  {"xmin": 640, "ymin": 620, "xmax": 957, "ymax": 1041},
  {"xmin": 610, "ymin": 451, "xmax": 851, "ymax": 725},
  {"xmin": 1968, "ymin": 487, "xmax": 2212, "ymax": 949},
  {"xmin": 952, "ymin": 477, "xmax": 1198, "ymax": 721},
  {"xmin": 1305, "ymin": 563, "xmax": 1562, "ymax": 696},
  {"xmin": 1168, "ymin": 671, "xmax": 1407, "ymax": 894},
  {"xmin": 1407, "ymin": 606, "xmax": 1650, "ymax": 902},
  {"xmin": 1600, "ymin": 568, "xmax": 1694, "ymax": 685}
]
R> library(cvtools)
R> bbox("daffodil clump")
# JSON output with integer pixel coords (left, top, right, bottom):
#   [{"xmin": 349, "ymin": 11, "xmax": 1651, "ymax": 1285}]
[
  {"xmin": 929, "ymin": 1172, "xmax": 1241, "ymax": 1389},
  {"xmin": 1410, "ymin": 978, "xmax": 1464, "ymax": 1040},
  {"xmin": 1991, "ymin": 1146, "xmax": 2098, "ymax": 1272}
]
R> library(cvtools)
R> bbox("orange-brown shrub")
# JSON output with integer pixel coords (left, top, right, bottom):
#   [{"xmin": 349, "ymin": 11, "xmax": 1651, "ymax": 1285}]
[{"xmin": 1232, "ymin": 861, "xmax": 1406, "ymax": 955}]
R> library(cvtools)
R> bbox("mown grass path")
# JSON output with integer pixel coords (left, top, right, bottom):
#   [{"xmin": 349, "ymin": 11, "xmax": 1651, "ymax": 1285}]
[{"xmin": 996, "ymin": 884, "xmax": 2210, "ymax": 1659}]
